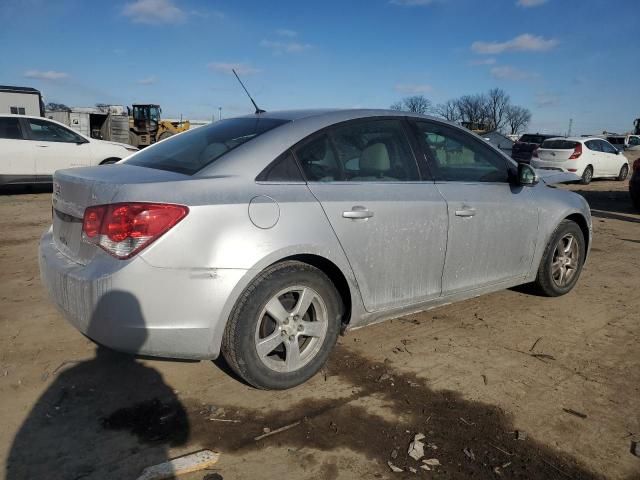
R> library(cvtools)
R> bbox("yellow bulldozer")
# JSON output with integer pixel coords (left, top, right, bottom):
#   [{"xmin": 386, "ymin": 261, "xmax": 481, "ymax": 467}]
[{"xmin": 128, "ymin": 104, "xmax": 190, "ymax": 148}]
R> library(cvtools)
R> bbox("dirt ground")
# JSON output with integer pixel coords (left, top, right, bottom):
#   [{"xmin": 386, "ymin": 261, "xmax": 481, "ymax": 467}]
[{"xmin": 1, "ymin": 155, "xmax": 639, "ymax": 480}]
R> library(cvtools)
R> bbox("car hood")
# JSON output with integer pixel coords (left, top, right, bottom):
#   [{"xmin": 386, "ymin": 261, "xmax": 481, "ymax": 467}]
[{"xmin": 534, "ymin": 169, "xmax": 580, "ymax": 185}]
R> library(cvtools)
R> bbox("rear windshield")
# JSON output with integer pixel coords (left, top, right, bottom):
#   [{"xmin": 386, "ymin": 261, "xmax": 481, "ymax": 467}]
[
  {"xmin": 519, "ymin": 134, "xmax": 552, "ymax": 144},
  {"xmin": 606, "ymin": 136, "xmax": 625, "ymax": 145},
  {"xmin": 125, "ymin": 117, "xmax": 289, "ymax": 175},
  {"xmin": 541, "ymin": 139, "xmax": 579, "ymax": 149}
]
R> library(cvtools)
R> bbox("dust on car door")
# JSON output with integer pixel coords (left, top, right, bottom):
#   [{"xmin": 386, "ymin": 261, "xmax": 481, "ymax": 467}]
[
  {"xmin": 295, "ymin": 118, "xmax": 448, "ymax": 312},
  {"xmin": 411, "ymin": 119, "xmax": 538, "ymax": 295}
]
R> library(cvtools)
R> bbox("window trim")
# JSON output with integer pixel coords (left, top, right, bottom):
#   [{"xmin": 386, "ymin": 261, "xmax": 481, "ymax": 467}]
[
  {"xmin": 289, "ymin": 116, "xmax": 429, "ymax": 184},
  {"xmin": 408, "ymin": 118, "xmax": 516, "ymax": 185}
]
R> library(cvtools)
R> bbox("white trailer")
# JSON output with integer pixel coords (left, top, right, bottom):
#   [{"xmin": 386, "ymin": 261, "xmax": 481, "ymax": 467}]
[
  {"xmin": 45, "ymin": 106, "xmax": 129, "ymax": 144},
  {"xmin": 0, "ymin": 86, "xmax": 44, "ymax": 116}
]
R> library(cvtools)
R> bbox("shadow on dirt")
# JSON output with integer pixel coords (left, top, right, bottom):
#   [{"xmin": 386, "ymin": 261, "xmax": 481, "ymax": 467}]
[
  {"xmin": 110, "ymin": 346, "xmax": 606, "ymax": 479},
  {"xmin": 5, "ymin": 291, "xmax": 189, "ymax": 479},
  {"xmin": 0, "ymin": 184, "xmax": 53, "ymax": 196},
  {"xmin": 572, "ymin": 187, "xmax": 637, "ymax": 217}
]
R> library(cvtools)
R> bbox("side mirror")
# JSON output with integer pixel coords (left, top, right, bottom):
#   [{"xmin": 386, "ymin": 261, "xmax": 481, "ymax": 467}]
[{"xmin": 518, "ymin": 163, "xmax": 539, "ymax": 186}]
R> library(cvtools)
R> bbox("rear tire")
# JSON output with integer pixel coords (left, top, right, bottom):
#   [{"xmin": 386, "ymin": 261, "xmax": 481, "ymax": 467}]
[
  {"xmin": 617, "ymin": 164, "xmax": 629, "ymax": 181},
  {"xmin": 533, "ymin": 220, "xmax": 585, "ymax": 297},
  {"xmin": 580, "ymin": 166, "xmax": 593, "ymax": 185},
  {"xmin": 157, "ymin": 131, "xmax": 174, "ymax": 141},
  {"xmin": 221, "ymin": 261, "xmax": 342, "ymax": 390}
]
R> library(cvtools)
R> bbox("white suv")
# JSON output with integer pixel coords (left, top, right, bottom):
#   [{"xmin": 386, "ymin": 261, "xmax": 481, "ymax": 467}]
[
  {"xmin": 0, "ymin": 115, "xmax": 138, "ymax": 186},
  {"xmin": 532, "ymin": 137, "xmax": 629, "ymax": 185}
]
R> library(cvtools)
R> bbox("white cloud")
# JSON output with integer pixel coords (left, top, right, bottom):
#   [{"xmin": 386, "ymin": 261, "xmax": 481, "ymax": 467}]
[
  {"xmin": 260, "ymin": 39, "xmax": 311, "ymax": 54},
  {"xmin": 208, "ymin": 62, "xmax": 261, "ymax": 75},
  {"xmin": 23, "ymin": 70, "xmax": 69, "ymax": 80},
  {"xmin": 490, "ymin": 66, "xmax": 537, "ymax": 80},
  {"xmin": 469, "ymin": 57, "xmax": 497, "ymax": 66},
  {"xmin": 276, "ymin": 29, "xmax": 297, "ymax": 37},
  {"xmin": 394, "ymin": 83, "xmax": 433, "ymax": 94},
  {"xmin": 137, "ymin": 76, "xmax": 156, "ymax": 85},
  {"xmin": 517, "ymin": 0, "xmax": 548, "ymax": 7},
  {"xmin": 122, "ymin": 0, "xmax": 186, "ymax": 25},
  {"xmin": 390, "ymin": 0, "xmax": 437, "ymax": 5},
  {"xmin": 472, "ymin": 34, "xmax": 558, "ymax": 54}
]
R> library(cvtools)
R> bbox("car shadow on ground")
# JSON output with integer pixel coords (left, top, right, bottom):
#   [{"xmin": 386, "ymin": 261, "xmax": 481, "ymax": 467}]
[
  {"xmin": 5, "ymin": 291, "xmax": 189, "ymax": 479},
  {"xmin": 571, "ymin": 186, "xmax": 637, "ymax": 218}
]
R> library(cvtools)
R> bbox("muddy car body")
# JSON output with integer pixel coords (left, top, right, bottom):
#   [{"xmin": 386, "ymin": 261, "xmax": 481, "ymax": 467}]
[{"xmin": 39, "ymin": 109, "xmax": 592, "ymax": 389}]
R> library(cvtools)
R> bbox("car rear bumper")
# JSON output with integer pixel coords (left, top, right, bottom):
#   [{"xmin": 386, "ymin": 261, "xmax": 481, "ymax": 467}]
[
  {"xmin": 39, "ymin": 227, "xmax": 247, "ymax": 359},
  {"xmin": 531, "ymin": 159, "xmax": 576, "ymax": 173}
]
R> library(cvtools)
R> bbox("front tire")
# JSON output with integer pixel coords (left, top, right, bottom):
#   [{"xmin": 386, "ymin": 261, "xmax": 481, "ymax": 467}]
[
  {"xmin": 221, "ymin": 261, "xmax": 342, "ymax": 390},
  {"xmin": 617, "ymin": 164, "xmax": 629, "ymax": 181},
  {"xmin": 533, "ymin": 220, "xmax": 585, "ymax": 297},
  {"xmin": 580, "ymin": 166, "xmax": 593, "ymax": 185}
]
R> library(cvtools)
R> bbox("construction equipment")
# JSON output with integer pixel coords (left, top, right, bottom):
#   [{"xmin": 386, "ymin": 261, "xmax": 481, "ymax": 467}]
[
  {"xmin": 128, "ymin": 104, "xmax": 190, "ymax": 148},
  {"xmin": 634, "ymin": 118, "xmax": 640, "ymax": 135}
]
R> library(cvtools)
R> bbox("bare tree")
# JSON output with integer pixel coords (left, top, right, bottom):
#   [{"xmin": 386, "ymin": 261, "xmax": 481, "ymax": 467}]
[
  {"xmin": 434, "ymin": 99, "xmax": 460, "ymax": 122},
  {"xmin": 486, "ymin": 88, "xmax": 510, "ymax": 132},
  {"xmin": 505, "ymin": 105, "xmax": 532, "ymax": 134},
  {"xmin": 457, "ymin": 94, "xmax": 489, "ymax": 129},
  {"xmin": 45, "ymin": 102, "xmax": 70, "ymax": 112},
  {"xmin": 389, "ymin": 95, "xmax": 432, "ymax": 114}
]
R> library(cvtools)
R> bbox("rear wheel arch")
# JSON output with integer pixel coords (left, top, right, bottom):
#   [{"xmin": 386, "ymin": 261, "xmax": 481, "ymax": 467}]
[{"xmin": 274, "ymin": 254, "xmax": 352, "ymax": 328}]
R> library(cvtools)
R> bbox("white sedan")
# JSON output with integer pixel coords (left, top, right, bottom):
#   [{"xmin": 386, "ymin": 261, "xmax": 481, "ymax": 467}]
[
  {"xmin": 532, "ymin": 137, "xmax": 629, "ymax": 184},
  {"xmin": 0, "ymin": 114, "xmax": 138, "ymax": 186}
]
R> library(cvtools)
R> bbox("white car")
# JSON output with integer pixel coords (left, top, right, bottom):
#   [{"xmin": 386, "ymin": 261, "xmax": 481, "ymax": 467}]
[
  {"xmin": 0, "ymin": 114, "xmax": 138, "ymax": 186},
  {"xmin": 532, "ymin": 137, "xmax": 629, "ymax": 185}
]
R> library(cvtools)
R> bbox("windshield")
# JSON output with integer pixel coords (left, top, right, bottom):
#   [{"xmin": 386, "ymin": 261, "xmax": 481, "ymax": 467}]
[{"xmin": 125, "ymin": 117, "xmax": 289, "ymax": 175}]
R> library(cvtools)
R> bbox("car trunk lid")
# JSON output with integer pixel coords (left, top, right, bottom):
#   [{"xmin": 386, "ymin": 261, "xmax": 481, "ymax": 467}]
[
  {"xmin": 536, "ymin": 139, "xmax": 580, "ymax": 162},
  {"xmin": 51, "ymin": 165, "xmax": 188, "ymax": 264}
]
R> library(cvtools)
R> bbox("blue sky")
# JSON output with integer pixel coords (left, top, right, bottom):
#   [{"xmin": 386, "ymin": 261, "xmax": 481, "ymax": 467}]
[{"xmin": 1, "ymin": 0, "xmax": 637, "ymax": 134}]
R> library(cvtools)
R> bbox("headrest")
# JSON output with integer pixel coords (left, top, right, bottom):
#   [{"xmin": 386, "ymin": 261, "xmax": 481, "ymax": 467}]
[{"xmin": 360, "ymin": 143, "xmax": 390, "ymax": 172}]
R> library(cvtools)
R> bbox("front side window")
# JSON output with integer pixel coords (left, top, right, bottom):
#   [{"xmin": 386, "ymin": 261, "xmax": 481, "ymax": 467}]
[
  {"xmin": 125, "ymin": 117, "xmax": 289, "ymax": 175},
  {"xmin": 26, "ymin": 118, "xmax": 85, "ymax": 143},
  {"xmin": 296, "ymin": 119, "xmax": 420, "ymax": 182},
  {"xmin": 0, "ymin": 117, "xmax": 24, "ymax": 140},
  {"xmin": 415, "ymin": 121, "xmax": 510, "ymax": 183},
  {"xmin": 599, "ymin": 140, "xmax": 617, "ymax": 154}
]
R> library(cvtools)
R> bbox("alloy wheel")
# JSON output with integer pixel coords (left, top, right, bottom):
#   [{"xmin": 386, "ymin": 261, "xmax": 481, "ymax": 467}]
[
  {"xmin": 254, "ymin": 286, "xmax": 328, "ymax": 373},
  {"xmin": 551, "ymin": 233, "xmax": 580, "ymax": 288}
]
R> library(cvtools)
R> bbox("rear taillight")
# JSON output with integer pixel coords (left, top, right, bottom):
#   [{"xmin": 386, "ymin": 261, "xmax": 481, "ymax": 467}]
[
  {"xmin": 82, "ymin": 203, "xmax": 188, "ymax": 259},
  {"xmin": 532, "ymin": 148, "xmax": 539, "ymax": 158},
  {"xmin": 569, "ymin": 143, "xmax": 582, "ymax": 160}
]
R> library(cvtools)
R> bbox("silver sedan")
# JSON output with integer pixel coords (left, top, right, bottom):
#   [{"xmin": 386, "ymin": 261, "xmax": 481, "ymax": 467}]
[{"xmin": 39, "ymin": 109, "xmax": 592, "ymax": 389}]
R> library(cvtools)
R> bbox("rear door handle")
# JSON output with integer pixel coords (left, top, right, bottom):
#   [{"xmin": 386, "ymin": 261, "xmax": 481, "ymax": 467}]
[
  {"xmin": 343, "ymin": 206, "xmax": 374, "ymax": 219},
  {"xmin": 455, "ymin": 206, "xmax": 476, "ymax": 217}
]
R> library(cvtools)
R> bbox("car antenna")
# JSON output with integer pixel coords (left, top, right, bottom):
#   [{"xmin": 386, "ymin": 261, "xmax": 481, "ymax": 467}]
[{"xmin": 232, "ymin": 68, "xmax": 265, "ymax": 115}]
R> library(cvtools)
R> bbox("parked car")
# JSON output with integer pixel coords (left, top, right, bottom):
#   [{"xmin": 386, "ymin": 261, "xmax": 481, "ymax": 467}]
[
  {"xmin": 511, "ymin": 133, "xmax": 557, "ymax": 163},
  {"xmin": 39, "ymin": 109, "xmax": 592, "ymax": 390},
  {"xmin": 630, "ymin": 157, "xmax": 640, "ymax": 211},
  {"xmin": 532, "ymin": 137, "xmax": 629, "ymax": 184},
  {"xmin": 0, "ymin": 115, "xmax": 138, "ymax": 186}
]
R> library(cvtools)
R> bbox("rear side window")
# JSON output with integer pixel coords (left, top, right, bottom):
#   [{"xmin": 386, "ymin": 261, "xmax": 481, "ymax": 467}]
[
  {"xmin": 295, "ymin": 119, "xmax": 420, "ymax": 182},
  {"xmin": 257, "ymin": 152, "xmax": 303, "ymax": 182},
  {"xmin": 541, "ymin": 140, "xmax": 578, "ymax": 149},
  {"xmin": 125, "ymin": 117, "xmax": 289, "ymax": 175},
  {"xmin": 26, "ymin": 118, "xmax": 85, "ymax": 143},
  {"xmin": 0, "ymin": 117, "xmax": 24, "ymax": 139},
  {"xmin": 585, "ymin": 140, "xmax": 601, "ymax": 152}
]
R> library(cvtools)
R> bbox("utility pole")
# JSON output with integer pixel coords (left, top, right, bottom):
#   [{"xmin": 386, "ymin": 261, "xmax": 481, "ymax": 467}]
[
  {"xmin": 218, "ymin": 107, "xmax": 222, "ymax": 121},
  {"xmin": 567, "ymin": 118, "xmax": 573, "ymax": 137}
]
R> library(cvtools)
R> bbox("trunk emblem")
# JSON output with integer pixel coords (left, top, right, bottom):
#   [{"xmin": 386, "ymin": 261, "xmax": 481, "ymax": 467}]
[{"xmin": 53, "ymin": 181, "xmax": 61, "ymax": 196}]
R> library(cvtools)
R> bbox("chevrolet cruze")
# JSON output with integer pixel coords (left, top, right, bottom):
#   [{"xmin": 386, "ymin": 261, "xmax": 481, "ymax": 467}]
[{"xmin": 39, "ymin": 109, "xmax": 592, "ymax": 389}]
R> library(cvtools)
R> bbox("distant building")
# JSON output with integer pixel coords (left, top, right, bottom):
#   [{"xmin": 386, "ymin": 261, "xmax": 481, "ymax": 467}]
[{"xmin": 0, "ymin": 85, "xmax": 44, "ymax": 116}]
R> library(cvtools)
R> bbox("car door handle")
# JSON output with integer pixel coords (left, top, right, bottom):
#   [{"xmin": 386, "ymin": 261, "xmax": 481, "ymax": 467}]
[
  {"xmin": 36, "ymin": 145, "xmax": 48, "ymax": 148},
  {"xmin": 343, "ymin": 207, "xmax": 374, "ymax": 219},
  {"xmin": 455, "ymin": 206, "xmax": 476, "ymax": 217}
]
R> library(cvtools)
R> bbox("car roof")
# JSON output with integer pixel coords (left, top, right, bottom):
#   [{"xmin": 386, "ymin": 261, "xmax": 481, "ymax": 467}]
[{"xmin": 236, "ymin": 108, "xmax": 439, "ymax": 123}]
